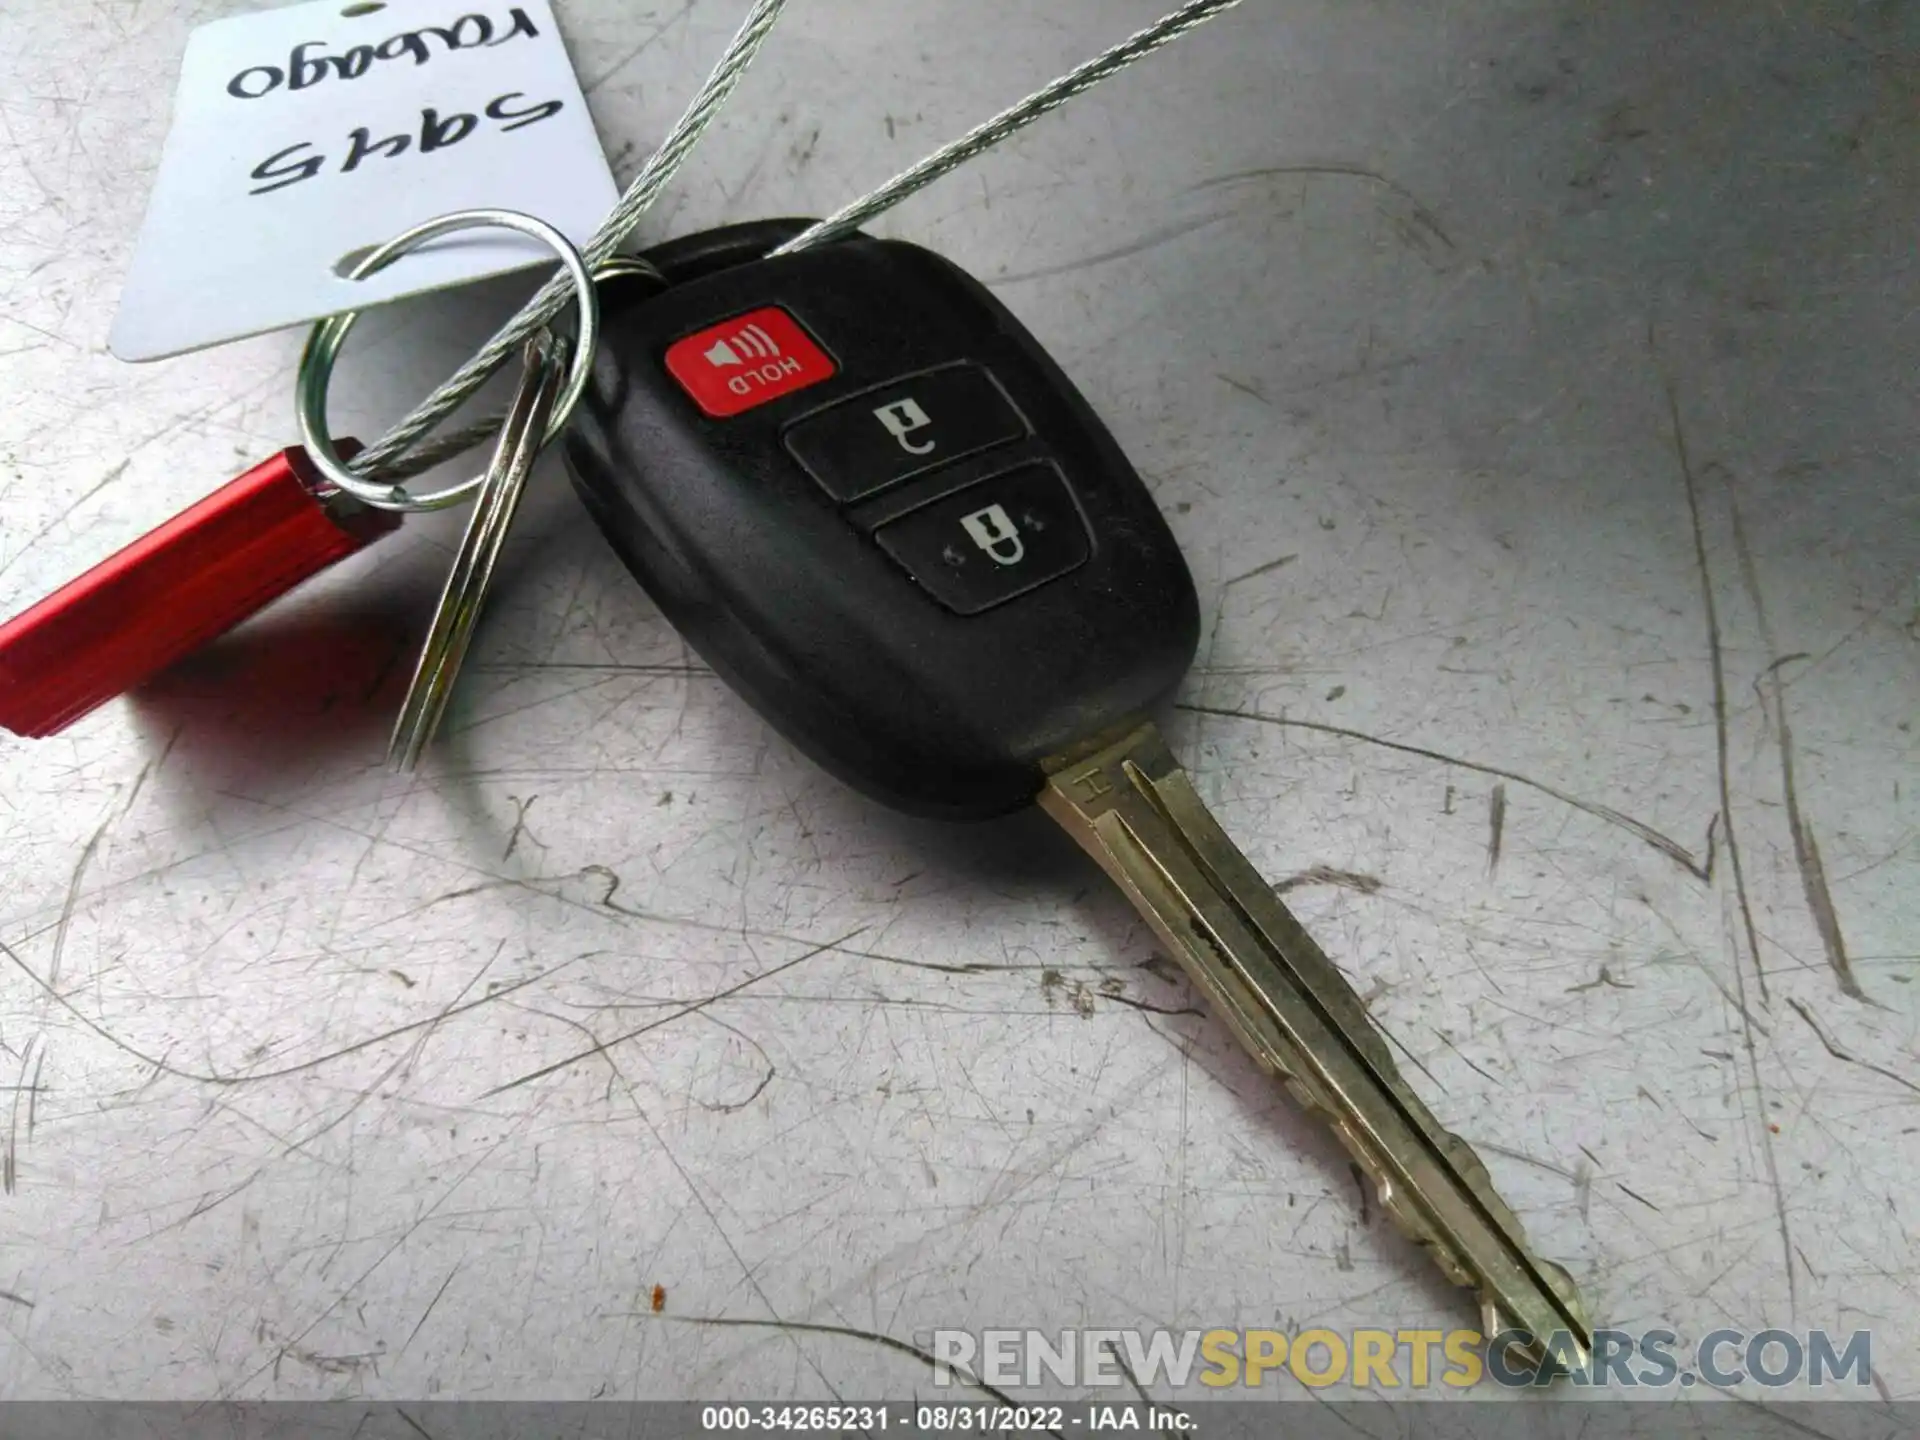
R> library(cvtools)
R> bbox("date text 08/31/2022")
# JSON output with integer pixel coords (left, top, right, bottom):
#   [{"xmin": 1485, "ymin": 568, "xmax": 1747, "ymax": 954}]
[{"xmin": 700, "ymin": 1406, "xmax": 1188, "ymax": 1433}]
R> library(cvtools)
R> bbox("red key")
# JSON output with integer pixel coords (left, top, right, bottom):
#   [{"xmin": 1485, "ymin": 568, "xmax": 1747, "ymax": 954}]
[{"xmin": 0, "ymin": 442, "xmax": 399, "ymax": 738}]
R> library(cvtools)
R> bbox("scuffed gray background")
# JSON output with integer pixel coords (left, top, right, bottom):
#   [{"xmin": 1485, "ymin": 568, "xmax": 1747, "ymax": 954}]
[{"xmin": 0, "ymin": 0, "xmax": 1914, "ymax": 1403}]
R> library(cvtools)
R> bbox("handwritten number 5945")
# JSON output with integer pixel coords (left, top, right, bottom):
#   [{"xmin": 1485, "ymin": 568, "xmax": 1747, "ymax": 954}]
[{"xmin": 248, "ymin": 93, "xmax": 563, "ymax": 196}]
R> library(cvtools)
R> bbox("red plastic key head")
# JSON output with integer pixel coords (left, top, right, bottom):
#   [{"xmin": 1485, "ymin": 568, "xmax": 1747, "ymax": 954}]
[{"xmin": 0, "ymin": 444, "xmax": 398, "ymax": 737}]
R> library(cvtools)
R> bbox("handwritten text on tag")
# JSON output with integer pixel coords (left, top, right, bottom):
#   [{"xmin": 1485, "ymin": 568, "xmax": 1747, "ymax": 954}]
[{"xmin": 111, "ymin": 0, "xmax": 618, "ymax": 362}]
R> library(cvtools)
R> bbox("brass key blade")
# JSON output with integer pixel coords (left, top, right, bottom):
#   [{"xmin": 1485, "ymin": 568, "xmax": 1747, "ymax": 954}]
[{"xmin": 1040, "ymin": 721, "xmax": 1591, "ymax": 1373}]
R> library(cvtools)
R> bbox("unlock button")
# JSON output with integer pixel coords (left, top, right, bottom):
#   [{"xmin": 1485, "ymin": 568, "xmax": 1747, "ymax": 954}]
[
  {"xmin": 874, "ymin": 463, "xmax": 1090, "ymax": 615},
  {"xmin": 784, "ymin": 362, "xmax": 1028, "ymax": 502}
]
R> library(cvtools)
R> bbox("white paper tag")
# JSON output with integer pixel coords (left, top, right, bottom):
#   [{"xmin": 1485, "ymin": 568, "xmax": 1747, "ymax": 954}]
[{"xmin": 110, "ymin": 0, "xmax": 619, "ymax": 362}]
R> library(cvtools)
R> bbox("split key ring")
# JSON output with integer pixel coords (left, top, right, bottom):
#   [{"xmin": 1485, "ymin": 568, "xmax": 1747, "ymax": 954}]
[{"xmin": 293, "ymin": 208, "xmax": 604, "ymax": 513}]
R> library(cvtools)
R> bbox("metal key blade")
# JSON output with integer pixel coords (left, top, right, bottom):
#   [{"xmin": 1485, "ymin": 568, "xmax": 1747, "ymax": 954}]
[
  {"xmin": 388, "ymin": 332, "xmax": 570, "ymax": 771},
  {"xmin": 1040, "ymin": 721, "xmax": 1591, "ymax": 1373}
]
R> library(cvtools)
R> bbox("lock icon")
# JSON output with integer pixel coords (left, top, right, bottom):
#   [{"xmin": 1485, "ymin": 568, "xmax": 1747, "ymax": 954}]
[{"xmin": 959, "ymin": 503, "xmax": 1026, "ymax": 566}]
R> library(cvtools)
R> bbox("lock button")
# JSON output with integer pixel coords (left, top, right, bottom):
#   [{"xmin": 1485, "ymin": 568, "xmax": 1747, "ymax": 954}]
[
  {"xmin": 784, "ymin": 362, "xmax": 1029, "ymax": 503},
  {"xmin": 871, "ymin": 461, "xmax": 1090, "ymax": 615}
]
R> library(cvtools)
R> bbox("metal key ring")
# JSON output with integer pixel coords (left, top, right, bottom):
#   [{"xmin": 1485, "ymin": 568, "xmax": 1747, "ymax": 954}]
[{"xmin": 294, "ymin": 209, "xmax": 600, "ymax": 512}]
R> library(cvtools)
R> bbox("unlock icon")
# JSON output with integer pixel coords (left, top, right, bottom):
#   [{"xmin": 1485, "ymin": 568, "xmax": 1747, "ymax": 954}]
[
  {"xmin": 873, "ymin": 397, "xmax": 936, "ymax": 454},
  {"xmin": 960, "ymin": 503, "xmax": 1026, "ymax": 566}
]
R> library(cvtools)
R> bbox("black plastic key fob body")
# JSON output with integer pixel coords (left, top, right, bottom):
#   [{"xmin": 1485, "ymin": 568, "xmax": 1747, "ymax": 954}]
[{"xmin": 564, "ymin": 219, "xmax": 1200, "ymax": 820}]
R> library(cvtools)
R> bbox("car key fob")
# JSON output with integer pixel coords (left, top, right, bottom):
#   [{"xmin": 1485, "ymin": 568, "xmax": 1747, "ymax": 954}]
[
  {"xmin": 564, "ymin": 222, "xmax": 1596, "ymax": 1362},
  {"xmin": 564, "ymin": 218, "xmax": 1200, "ymax": 820}
]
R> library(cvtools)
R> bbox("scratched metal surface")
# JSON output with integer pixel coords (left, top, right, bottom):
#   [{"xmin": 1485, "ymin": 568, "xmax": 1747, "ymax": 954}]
[{"xmin": 1, "ymin": 0, "xmax": 1915, "ymax": 1404}]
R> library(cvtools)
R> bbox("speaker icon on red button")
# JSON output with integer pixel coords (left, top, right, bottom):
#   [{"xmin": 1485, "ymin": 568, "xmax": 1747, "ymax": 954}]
[
  {"xmin": 665, "ymin": 306, "xmax": 837, "ymax": 417},
  {"xmin": 700, "ymin": 320, "xmax": 781, "ymax": 368}
]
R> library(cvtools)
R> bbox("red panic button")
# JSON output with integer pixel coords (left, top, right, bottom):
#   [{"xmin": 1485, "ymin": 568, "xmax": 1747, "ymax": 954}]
[{"xmin": 664, "ymin": 307, "xmax": 836, "ymax": 418}]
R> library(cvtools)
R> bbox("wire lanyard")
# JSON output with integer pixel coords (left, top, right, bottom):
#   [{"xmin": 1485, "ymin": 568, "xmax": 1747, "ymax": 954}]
[{"xmin": 302, "ymin": 0, "xmax": 1250, "ymax": 509}]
